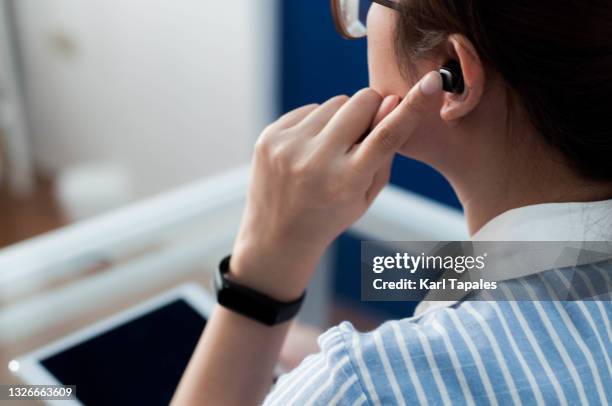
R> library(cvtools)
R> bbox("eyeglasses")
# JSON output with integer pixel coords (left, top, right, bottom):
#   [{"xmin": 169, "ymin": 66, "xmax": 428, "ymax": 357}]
[{"xmin": 331, "ymin": 0, "xmax": 399, "ymax": 40}]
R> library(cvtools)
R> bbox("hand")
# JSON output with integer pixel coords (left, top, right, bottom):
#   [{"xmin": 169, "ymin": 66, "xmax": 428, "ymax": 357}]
[{"xmin": 230, "ymin": 72, "xmax": 443, "ymax": 300}]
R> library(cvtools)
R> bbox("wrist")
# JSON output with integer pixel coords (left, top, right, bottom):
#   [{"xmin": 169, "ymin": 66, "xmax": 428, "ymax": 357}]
[
  {"xmin": 228, "ymin": 244, "xmax": 317, "ymax": 302},
  {"xmin": 215, "ymin": 255, "xmax": 305, "ymax": 326}
]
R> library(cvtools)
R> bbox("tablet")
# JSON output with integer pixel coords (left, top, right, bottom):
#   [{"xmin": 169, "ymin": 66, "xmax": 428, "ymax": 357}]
[{"xmin": 11, "ymin": 283, "xmax": 214, "ymax": 406}]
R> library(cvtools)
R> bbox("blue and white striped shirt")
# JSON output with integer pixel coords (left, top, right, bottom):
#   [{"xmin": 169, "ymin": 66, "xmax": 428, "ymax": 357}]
[
  {"xmin": 264, "ymin": 263, "xmax": 611, "ymax": 405},
  {"xmin": 264, "ymin": 200, "xmax": 612, "ymax": 405}
]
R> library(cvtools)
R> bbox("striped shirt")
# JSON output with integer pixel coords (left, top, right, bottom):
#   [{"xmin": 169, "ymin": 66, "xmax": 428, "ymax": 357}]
[
  {"xmin": 264, "ymin": 199, "xmax": 612, "ymax": 405},
  {"xmin": 264, "ymin": 263, "xmax": 611, "ymax": 405}
]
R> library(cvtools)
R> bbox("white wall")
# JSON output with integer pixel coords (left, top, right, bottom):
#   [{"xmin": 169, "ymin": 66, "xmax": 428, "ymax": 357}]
[
  {"xmin": 12, "ymin": 0, "xmax": 277, "ymax": 198},
  {"xmin": 0, "ymin": 0, "xmax": 34, "ymax": 196}
]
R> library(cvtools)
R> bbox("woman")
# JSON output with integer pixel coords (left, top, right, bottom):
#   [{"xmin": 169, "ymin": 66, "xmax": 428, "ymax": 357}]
[{"xmin": 173, "ymin": 0, "xmax": 612, "ymax": 404}]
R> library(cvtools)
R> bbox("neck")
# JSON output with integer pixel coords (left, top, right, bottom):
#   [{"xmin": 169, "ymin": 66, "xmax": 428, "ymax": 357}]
[
  {"xmin": 461, "ymin": 179, "xmax": 612, "ymax": 237},
  {"xmin": 450, "ymin": 135, "xmax": 612, "ymax": 236}
]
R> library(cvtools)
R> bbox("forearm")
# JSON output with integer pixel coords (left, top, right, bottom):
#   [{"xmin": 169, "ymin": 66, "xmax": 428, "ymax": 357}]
[
  {"xmin": 172, "ymin": 248, "xmax": 313, "ymax": 406},
  {"xmin": 171, "ymin": 306, "xmax": 291, "ymax": 406}
]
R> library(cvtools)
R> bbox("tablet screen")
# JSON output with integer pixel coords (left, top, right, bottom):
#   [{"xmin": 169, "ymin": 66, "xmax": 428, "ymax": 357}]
[{"xmin": 41, "ymin": 299, "xmax": 206, "ymax": 406}]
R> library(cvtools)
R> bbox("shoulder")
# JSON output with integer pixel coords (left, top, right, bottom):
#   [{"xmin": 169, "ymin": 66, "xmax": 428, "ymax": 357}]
[
  {"xmin": 266, "ymin": 295, "xmax": 611, "ymax": 405},
  {"xmin": 264, "ymin": 304, "xmax": 508, "ymax": 405},
  {"xmin": 265, "ymin": 306, "xmax": 495, "ymax": 406},
  {"xmin": 340, "ymin": 301, "xmax": 596, "ymax": 405}
]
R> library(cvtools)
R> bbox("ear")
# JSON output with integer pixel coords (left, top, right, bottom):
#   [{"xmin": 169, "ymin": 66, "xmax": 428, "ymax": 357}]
[{"xmin": 440, "ymin": 34, "xmax": 485, "ymax": 123}]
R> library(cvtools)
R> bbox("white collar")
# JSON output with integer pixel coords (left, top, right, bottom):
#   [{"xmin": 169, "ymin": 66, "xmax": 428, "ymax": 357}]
[
  {"xmin": 472, "ymin": 199, "xmax": 612, "ymax": 242},
  {"xmin": 415, "ymin": 198, "xmax": 612, "ymax": 316}
]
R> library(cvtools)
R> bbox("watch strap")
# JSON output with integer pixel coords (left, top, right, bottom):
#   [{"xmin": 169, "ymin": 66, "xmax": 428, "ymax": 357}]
[{"xmin": 214, "ymin": 255, "xmax": 305, "ymax": 326}]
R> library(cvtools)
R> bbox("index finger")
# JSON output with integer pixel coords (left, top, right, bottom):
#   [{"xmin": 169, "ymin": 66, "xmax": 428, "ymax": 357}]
[{"xmin": 352, "ymin": 71, "xmax": 443, "ymax": 171}]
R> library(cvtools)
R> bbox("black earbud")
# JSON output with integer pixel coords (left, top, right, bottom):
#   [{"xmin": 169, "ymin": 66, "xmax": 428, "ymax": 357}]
[{"xmin": 439, "ymin": 60, "xmax": 464, "ymax": 94}]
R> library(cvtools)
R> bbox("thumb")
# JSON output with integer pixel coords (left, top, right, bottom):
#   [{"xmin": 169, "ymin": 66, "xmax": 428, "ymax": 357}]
[{"xmin": 353, "ymin": 71, "xmax": 443, "ymax": 172}]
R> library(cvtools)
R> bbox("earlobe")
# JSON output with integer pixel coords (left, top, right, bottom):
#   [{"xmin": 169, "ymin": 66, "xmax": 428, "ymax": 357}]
[{"xmin": 439, "ymin": 35, "xmax": 485, "ymax": 123}]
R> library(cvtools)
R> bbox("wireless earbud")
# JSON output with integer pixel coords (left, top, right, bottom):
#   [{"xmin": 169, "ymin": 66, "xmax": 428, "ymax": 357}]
[{"xmin": 439, "ymin": 60, "xmax": 465, "ymax": 94}]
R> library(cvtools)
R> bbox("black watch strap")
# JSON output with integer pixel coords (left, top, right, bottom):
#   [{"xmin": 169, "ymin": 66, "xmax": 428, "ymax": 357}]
[{"xmin": 213, "ymin": 255, "xmax": 305, "ymax": 326}]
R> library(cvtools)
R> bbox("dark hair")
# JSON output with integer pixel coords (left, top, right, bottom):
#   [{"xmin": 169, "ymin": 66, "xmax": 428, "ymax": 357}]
[{"xmin": 395, "ymin": 0, "xmax": 612, "ymax": 181}]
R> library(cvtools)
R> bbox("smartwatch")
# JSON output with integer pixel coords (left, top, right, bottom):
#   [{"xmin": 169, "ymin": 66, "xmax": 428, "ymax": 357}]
[{"xmin": 213, "ymin": 255, "xmax": 306, "ymax": 326}]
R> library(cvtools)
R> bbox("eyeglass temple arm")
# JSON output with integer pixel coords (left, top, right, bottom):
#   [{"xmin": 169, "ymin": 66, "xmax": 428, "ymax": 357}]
[{"xmin": 373, "ymin": 0, "xmax": 400, "ymax": 10}]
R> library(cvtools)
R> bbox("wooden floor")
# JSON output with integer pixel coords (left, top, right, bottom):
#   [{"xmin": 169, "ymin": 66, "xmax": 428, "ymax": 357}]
[{"xmin": 0, "ymin": 176, "xmax": 66, "ymax": 249}]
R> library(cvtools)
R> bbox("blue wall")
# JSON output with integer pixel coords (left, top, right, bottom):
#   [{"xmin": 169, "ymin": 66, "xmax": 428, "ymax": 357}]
[{"xmin": 280, "ymin": 1, "xmax": 460, "ymax": 318}]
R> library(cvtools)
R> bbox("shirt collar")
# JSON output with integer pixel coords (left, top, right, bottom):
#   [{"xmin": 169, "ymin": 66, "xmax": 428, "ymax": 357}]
[
  {"xmin": 415, "ymin": 198, "xmax": 612, "ymax": 316},
  {"xmin": 472, "ymin": 198, "xmax": 612, "ymax": 242}
]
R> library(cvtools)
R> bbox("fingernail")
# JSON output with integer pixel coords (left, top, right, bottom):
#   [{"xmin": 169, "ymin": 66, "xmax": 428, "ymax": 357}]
[{"xmin": 420, "ymin": 71, "xmax": 443, "ymax": 96}]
